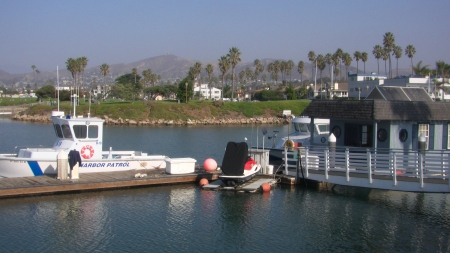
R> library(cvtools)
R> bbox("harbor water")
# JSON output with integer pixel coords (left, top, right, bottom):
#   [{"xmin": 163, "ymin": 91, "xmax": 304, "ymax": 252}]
[{"xmin": 0, "ymin": 116, "xmax": 449, "ymax": 252}]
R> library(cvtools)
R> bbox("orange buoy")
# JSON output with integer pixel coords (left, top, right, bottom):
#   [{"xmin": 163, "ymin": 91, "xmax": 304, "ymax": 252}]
[
  {"xmin": 203, "ymin": 158, "xmax": 217, "ymax": 171},
  {"xmin": 396, "ymin": 170, "xmax": 404, "ymax": 175},
  {"xmin": 199, "ymin": 178, "xmax": 209, "ymax": 187},
  {"xmin": 261, "ymin": 182, "xmax": 270, "ymax": 192}
]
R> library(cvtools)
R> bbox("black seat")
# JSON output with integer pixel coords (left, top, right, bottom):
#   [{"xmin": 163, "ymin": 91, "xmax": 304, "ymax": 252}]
[{"xmin": 221, "ymin": 142, "xmax": 248, "ymax": 176}]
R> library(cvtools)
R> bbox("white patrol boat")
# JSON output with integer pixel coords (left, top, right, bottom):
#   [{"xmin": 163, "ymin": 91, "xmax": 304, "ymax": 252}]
[{"xmin": 0, "ymin": 111, "xmax": 168, "ymax": 178}]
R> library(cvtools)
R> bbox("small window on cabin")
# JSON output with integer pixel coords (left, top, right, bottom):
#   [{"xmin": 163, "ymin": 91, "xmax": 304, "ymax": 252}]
[
  {"xmin": 362, "ymin": 125, "xmax": 369, "ymax": 144},
  {"xmin": 88, "ymin": 125, "xmax": 98, "ymax": 138},
  {"xmin": 418, "ymin": 124, "xmax": 429, "ymax": 150},
  {"xmin": 53, "ymin": 124, "xmax": 63, "ymax": 138},
  {"xmin": 332, "ymin": 126, "xmax": 341, "ymax": 138},
  {"xmin": 61, "ymin": 124, "xmax": 72, "ymax": 138},
  {"xmin": 377, "ymin": 128, "xmax": 388, "ymax": 142},
  {"xmin": 73, "ymin": 125, "xmax": 87, "ymax": 139},
  {"xmin": 399, "ymin": 129, "xmax": 408, "ymax": 142}
]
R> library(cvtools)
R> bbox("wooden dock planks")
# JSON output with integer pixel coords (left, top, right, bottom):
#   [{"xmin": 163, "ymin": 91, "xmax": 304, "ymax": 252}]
[{"xmin": 0, "ymin": 169, "xmax": 221, "ymax": 198}]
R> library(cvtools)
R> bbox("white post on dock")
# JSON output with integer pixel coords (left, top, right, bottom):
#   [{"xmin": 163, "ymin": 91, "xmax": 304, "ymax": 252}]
[
  {"xmin": 57, "ymin": 150, "xmax": 69, "ymax": 180},
  {"xmin": 71, "ymin": 163, "xmax": 80, "ymax": 179}
]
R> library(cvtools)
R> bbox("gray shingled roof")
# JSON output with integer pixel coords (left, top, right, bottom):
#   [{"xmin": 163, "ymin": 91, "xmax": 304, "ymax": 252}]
[
  {"xmin": 366, "ymin": 86, "xmax": 432, "ymax": 101},
  {"xmin": 300, "ymin": 100, "xmax": 450, "ymax": 121}
]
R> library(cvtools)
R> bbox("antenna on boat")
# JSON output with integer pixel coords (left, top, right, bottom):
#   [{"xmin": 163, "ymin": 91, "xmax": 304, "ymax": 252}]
[{"xmin": 57, "ymin": 66, "xmax": 60, "ymax": 111}]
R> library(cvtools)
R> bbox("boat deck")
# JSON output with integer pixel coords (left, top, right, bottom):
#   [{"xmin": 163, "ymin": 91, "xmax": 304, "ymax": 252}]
[{"xmin": 0, "ymin": 168, "xmax": 223, "ymax": 198}]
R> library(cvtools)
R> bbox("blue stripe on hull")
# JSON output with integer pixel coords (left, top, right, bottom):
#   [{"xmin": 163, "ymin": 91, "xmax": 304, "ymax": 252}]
[{"xmin": 28, "ymin": 161, "xmax": 44, "ymax": 176}]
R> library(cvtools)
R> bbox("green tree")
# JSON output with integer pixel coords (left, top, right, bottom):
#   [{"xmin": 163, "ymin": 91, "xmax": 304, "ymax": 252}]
[
  {"xmin": 285, "ymin": 84, "xmax": 296, "ymax": 100},
  {"xmin": 132, "ymin": 68, "xmax": 138, "ymax": 83},
  {"xmin": 218, "ymin": 56, "xmax": 230, "ymax": 100},
  {"xmin": 343, "ymin": 52, "xmax": 352, "ymax": 79},
  {"xmin": 205, "ymin": 64, "xmax": 214, "ymax": 99},
  {"xmin": 99, "ymin": 63, "xmax": 110, "ymax": 100},
  {"xmin": 361, "ymin": 52, "xmax": 368, "ymax": 74},
  {"xmin": 372, "ymin": 45, "xmax": 383, "ymax": 74},
  {"xmin": 393, "ymin": 45, "xmax": 402, "ymax": 77},
  {"xmin": 297, "ymin": 61, "xmax": 304, "ymax": 86},
  {"xmin": 176, "ymin": 77, "xmax": 193, "ymax": 103},
  {"xmin": 308, "ymin": 51, "xmax": 316, "ymax": 79},
  {"xmin": 35, "ymin": 85, "xmax": 55, "ymax": 99},
  {"xmin": 227, "ymin": 47, "xmax": 241, "ymax": 100},
  {"xmin": 405, "ymin": 45, "xmax": 416, "ymax": 75},
  {"xmin": 413, "ymin": 61, "xmax": 430, "ymax": 77},
  {"xmin": 334, "ymin": 48, "xmax": 343, "ymax": 80},
  {"xmin": 353, "ymin": 51, "xmax": 362, "ymax": 73},
  {"xmin": 383, "ymin": 32, "xmax": 395, "ymax": 78}
]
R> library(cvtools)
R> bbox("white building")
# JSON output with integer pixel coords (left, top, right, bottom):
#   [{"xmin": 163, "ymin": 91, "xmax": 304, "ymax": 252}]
[
  {"xmin": 347, "ymin": 72, "xmax": 438, "ymax": 99},
  {"xmin": 194, "ymin": 84, "xmax": 222, "ymax": 100}
]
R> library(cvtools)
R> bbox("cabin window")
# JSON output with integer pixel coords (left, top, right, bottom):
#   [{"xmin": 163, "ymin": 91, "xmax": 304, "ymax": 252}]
[
  {"xmin": 88, "ymin": 125, "xmax": 98, "ymax": 138},
  {"xmin": 377, "ymin": 128, "xmax": 388, "ymax": 142},
  {"xmin": 73, "ymin": 125, "xmax": 87, "ymax": 138},
  {"xmin": 344, "ymin": 123, "xmax": 373, "ymax": 147},
  {"xmin": 61, "ymin": 124, "xmax": 72, "ymax": 138},
  {"xmin": 399, "ymin": 129, "xmax": 408, "ymax": 142},
  {"xmin": 418, "ymin": 124, "xmax": 429, "ymax": 150},
  {"xmin": 295, "ymin": 123, "xmax": 309, "ymax": 133},
  {"xmin": 53, "ymin": 124, "xmax": 64, "ymax": 138},
  {"xmin": 332, "ymin": 126, "xmax": 341, "ymax": 138},
  {"xmin": 362, "ymin": 125, "xmax": 368, "ymax": 144}
]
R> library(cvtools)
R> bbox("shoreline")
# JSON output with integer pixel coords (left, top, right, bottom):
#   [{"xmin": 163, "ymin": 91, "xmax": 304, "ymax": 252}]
[{"xmin": 9, "ymin": 113, "xmax": 292, "ymax": 126}]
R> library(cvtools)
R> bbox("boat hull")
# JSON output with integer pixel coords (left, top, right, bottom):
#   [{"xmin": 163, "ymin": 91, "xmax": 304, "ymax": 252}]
[{"xmin": 0, "ymin": 155, "xmax": 167, "ymax": 178}]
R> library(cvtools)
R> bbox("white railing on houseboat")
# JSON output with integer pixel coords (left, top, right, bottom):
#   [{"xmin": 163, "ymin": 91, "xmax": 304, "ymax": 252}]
[{"xmin": 282, "ymin": 146, "xmax": 450, "ymax": 193}]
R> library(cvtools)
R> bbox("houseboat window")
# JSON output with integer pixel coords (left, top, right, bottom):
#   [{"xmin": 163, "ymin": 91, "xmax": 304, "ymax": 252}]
[
  {"xmin": 61, "ymin": 124, "xmax": 72, "ymax": 138},
  {"xmin": 418, "ymin": 124, "xmax": 429, "ymax": 150},
  {"xmin": 73, "ymin": 125, "xmax": 87, "ymax": 138},
  {"xmin": 362, "ymin": 125, "xmax": 368, "ymax": 144},
  {"xmin": 377, "ymin": 128, "xmax": 387, "ymax": 142},
  {"xmin": 332, "ymin": 126, "xmax": 341, "ymax": 138},
  {"xmin": 53, "ymin": 124, "xmax": 64, "ymax": 138},
  {"xmin": 88, "ymin": 125, "xmax": 98, "ymax": 138},
  {"xmin": 399, "ymin": 129, "xmax": 408, "ymax": 142}
]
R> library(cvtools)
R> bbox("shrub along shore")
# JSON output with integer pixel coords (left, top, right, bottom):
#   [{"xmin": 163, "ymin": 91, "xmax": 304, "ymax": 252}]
[{"xmin": 9, "ymin": 100, "xmax": 310, "ymax": 126}]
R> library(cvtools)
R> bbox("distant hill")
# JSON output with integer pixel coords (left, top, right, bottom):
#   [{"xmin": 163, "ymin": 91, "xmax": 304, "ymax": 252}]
[{"xmin": 0, "ymin": 54, "xmax": 411, "ymax": 87}]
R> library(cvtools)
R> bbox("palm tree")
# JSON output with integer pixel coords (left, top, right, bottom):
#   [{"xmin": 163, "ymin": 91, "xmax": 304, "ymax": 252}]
[
  {"xmin": 79, "ymin": 56, "xmax": 88, "ymax": 88},
  {"xmin": 132, "ymin": 68, "xmax": 138, "ymax": 83},
  {"xmin": 31, "ymin": 65, "xmax": 36, "ymax": 87},
  {"xmin": 361, "ymin": 52, "xmax": 368, "ymax": 74},
  {"xmin": 218, "ymin": 56, "xmax": 230, "ymax": 100},
  {"xmin": 142, "ymin": 69, "xmax": 152, "ymax": 87},
  {"xmin": 325, "ymin": 53, "xmax": 333, "ymax": 79},
  {"xmin": 316, "ymin": 54, "xmax": 326, "ymax": 97},
  {"xmin": 405, "ymin": 45, "xmax": 416, "ymax": 75},
  {"xmin": 383, "ymin": 32, "xmax": 395, "ymax": 78},
  {"xmin": 205, "ymin": 64, "xmax": 213, "ymax": 99},
  {"xmin": 334, "ymin": 48, "xmax": 343, "ymax": 80},
  {"xmin": 393, "ymin": 45, "xmax": 402, "ymax": 77},
  {"xmin": 272, "ymin": 60, "xmax": 281, "ymax": 85},
  {"xmin": 435, "ymin": 60, "xmax": 450, "ymax": 81},
  {"xmin": 297, "ymin": 61, "xmax": 304, "ymax": 86},
  {"xmin": 413, "ymin": 61, "xmax": 430, "ymax": 77},
  {"xmin": 34, "ymin": 69, "xmax": 40, "ymax": 91},
  {"xmin": 343, "ymin": 52, "xmax": 352, "ymax": 80},
  {"xmin": 253, "ymin": 59, "xmax": 264, "ymax": 87},
  {"xmin": 280, "ymin": 61, "xmax": 286, "ymax": 83},
  {"xmin": 382, "ymin": 48, "xmax": 389, "ymax": 75},
  {"xmin": 353, "ymin": 51, "xmax": 362, "ymax": 73},
  {"xmin": 286, "ymin": 60, "xmax": 294, "ymax": 83},
  {"xmin": 99, "ymin": 63, "xmax": 110, "ymax": 100},
  {"xmin": 332, "ymin": 55, "xmax": 340, "ymax": 82},
  {"xmin": 227, "ymin": 47, "xmax": 241, "ymax": 100},
  {"xmin": 308, "ymin": 51, "xmax": 316, "ymax": 79},
  {"xmin": 193, "ymin": 62, "xmax": 202, "ymax": 84},
  {"xmin": 372, "ymin": 45, "xmax": 383, "ymax": 74}
]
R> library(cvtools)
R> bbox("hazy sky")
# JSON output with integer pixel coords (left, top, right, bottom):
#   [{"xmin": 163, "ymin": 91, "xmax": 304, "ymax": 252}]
[{"xmin": 1, "ymin": 0, "xmax": 449, "ymax": 74}]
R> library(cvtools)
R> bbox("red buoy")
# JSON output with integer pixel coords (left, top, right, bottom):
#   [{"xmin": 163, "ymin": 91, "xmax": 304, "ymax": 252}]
[
  {"xmin": 203, "ymin": 158, "xmax": 217, "ymax": 172},
  {"xmin": 199, "ymin": 178, "xmax": 209, "ymax": 187},
  {"xmin": 261, "ymin": 182, "xmax": 270, "ymax": 192}
]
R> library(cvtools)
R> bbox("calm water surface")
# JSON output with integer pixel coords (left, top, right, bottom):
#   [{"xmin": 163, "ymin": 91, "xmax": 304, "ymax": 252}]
[{"xmin": 0, "ymin": 117, "xmax": 449, "ymax": 252}]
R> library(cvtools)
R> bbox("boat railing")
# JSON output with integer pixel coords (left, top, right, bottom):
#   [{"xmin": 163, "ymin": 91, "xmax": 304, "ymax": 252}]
[{"xmin": 282, "ymin": 146, "xmax": 450, "ymax": 188}]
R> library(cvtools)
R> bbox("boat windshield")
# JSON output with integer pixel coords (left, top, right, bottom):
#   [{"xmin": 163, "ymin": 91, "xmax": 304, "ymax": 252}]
[
  {"xmin": 53, "ymin": 124, "xmax": 72, "ymax": 138},
  {"xmin": 294, "ymin": 123, "xmax": 310, "ymax": 133}
]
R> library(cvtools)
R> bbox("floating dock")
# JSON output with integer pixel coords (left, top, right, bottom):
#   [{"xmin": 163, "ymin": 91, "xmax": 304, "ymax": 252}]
[
  {"xmin": 0, "ymin": 169, "xmax": 283, "ymax": 198},
  {"xmin": 202, "ymin": 178, "xmax": 276, "ymax": 192}
]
